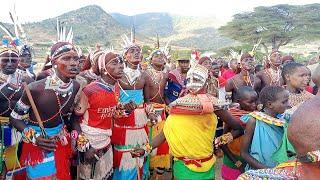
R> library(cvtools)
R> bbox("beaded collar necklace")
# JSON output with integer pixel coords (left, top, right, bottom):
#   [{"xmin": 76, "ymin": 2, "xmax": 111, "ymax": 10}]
[{"xmin": 45, "ymin": 73, "xmax": 74, "ymax": 97}]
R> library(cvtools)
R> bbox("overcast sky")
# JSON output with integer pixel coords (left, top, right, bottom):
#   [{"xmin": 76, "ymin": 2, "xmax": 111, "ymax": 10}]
[{"xmin": 1, "ymin": 0, "xmax": 319, "ymax": 23}]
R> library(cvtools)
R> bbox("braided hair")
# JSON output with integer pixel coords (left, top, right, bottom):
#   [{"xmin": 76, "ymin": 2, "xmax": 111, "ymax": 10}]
[
  {"xmin": 234, "ymin": 86, "xmax": 256, "ymax": 101},
  {"xmin": 258, "ymin": 85, "xmax": 285, "ymax": 109}
]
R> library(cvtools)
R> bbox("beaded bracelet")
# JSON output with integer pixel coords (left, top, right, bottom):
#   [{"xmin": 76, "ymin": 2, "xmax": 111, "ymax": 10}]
[
  {"xmin": 22, "ymin": 127, "xmax": 38, "ymax": 144},
  {"xmin": 235, "ymin": 160, "xmax": 242, "ymax": 168},
  {"xmin": 142, "ymin": 143, "xmax": 153, "ymax": 157},
  {"xmin": 76, "ymin": 133, "xmax": 90, "ymax": 152},
  {"xmin": 216, "ymin": 132, "xmax": 233, "ymax": 146}
]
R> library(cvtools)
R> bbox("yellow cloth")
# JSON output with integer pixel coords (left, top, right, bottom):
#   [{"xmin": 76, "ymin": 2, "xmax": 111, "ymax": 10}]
[{"xmin": 163, "ymin": 113, "xmax": 217, "ymax": 172}]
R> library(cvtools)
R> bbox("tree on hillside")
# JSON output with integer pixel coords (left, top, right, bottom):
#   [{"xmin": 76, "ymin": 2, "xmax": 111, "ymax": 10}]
[{"xmin": 219, "ymin": 4, "xmax": 320, "ymax": 54}]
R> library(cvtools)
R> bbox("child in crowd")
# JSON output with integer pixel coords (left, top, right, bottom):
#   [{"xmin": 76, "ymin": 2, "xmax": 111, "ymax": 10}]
[{"xmin": 240, "ymin": 86, "xmax": 289, "ymax": 170}]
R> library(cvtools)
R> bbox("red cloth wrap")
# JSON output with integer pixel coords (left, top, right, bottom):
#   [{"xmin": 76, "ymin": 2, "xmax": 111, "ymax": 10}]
[{"xmin": 19, "ymin": 137, "xmax": 72, "ymax": 180}]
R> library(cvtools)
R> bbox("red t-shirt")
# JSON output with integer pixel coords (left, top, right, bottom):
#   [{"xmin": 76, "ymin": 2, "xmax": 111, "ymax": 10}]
[
  {"xmin": 222, "ymin": 69, "xmax": 236, "ymax": 81},
  {"xmin": 305, "ymin": 85, "xmax": 314, "ymax": 94},
  {"xmin": 218, "ymin": 76, "xmax": 226, "ymax": 87},
  {"xmin": 80, "ymin": 81, "xmax": 117, "ymax": 130}
]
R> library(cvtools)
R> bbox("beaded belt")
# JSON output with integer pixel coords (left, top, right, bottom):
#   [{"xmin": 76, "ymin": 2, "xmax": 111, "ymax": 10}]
[
  {"xmin": 113, "ymin": 144, "xmax": 141, "ymax": 152},
  {"xmin": 113, "ymin": 124, "xmax": 145, "ymax": 130}
]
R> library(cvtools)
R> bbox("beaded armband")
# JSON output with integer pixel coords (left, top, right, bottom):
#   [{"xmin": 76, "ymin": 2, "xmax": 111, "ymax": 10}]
[
  {"xmin": 215, "ymin": 132, "xmax": 233, "ymax": 146},
  {"xmin": 76, "ymin": 133, "xmax": 90, "ymax": 152},
  {"xmin": 235, "ymin": 160, "xmax": 242, "ymax": 168},
  {"xmin": 298, "ymin": 149, "xmax": 320, "ymax": 163},
  {"xmin": 16, "ymin": 100, "xmax": 31, "ymax": 113},
  {"xmin": 10, "ymin": 100, "xmax": 30, "ymax": 121},
  {"xmin": 22, "ymin": 127, "xmax": 38, "ymax": 144}
]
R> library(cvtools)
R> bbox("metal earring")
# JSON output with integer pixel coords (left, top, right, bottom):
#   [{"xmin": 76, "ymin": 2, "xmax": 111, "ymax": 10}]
[{"xmin": 53, "ymin": 65, "xmax": 58, "ymax": 68}]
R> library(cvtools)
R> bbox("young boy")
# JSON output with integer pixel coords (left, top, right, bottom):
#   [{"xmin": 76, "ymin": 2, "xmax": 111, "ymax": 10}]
[{"xmin": 220, "ymin": 86, "xmax": 258, "ymax": 180}]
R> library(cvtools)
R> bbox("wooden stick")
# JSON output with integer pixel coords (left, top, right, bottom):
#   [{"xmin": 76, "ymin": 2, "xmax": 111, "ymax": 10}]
[
  {"xmin": 76, "ymin": 163, "xmax": 80, "ymax": 180},
  {"xmin": 22, "ymin": 82, "xmax": 47, "ymax": 137},
  {"xmin": 136, "ymin": 157, "xmax": 141, "ymax": 180}
]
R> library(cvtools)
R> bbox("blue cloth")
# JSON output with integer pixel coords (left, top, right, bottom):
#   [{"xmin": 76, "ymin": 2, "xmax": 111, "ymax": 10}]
[
  {"xmin": 120, "ymin": 89, "xmax": 144, "ymax": 105},
  {"xmin": 164, "ymin": 80, "xmax": 182, "ymax": 103},
  {"xmin": 29, "ymin": 124, "xmax": 63, "ymax": 137},
  {"xmin": 3, "ymin": 125, "xmax": 13, "ymax": 146},
  {"xmin": 26, "ymin": 124, "xmax": 63, "ymax": 179},
  {"xmin": 241, "ymin": 114, "xmax": 284, "ymax": 170},
  {"xmin": 113, "ymin": 162, "xmax": 147, "ymax": 180}
]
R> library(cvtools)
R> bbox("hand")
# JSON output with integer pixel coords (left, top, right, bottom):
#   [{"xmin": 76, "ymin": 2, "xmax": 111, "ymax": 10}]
[
  {"xmin": 148, "ymin": 113, "xmax": 158, "ymax": 126},
  {"xmin": 130, "ymin": 148, "xmax": 145, "ymax": 158},
  {"xmin": 35, "ymin": 136, "xmax": 57, "ymax": 151},
  {"xmin": 239, "ymin": 163, "xmax": 246, "ymax": 173},
  {"xmin": 123, "ymin": 101, "xmax": 137, "ymax": 113},
  {"xmin": 84, "ymin": 147, "xmax": 98, "ymax": 164},
  {"xmin": 214, "ymin": 132, "xmax": 233, "ymax": 148}
]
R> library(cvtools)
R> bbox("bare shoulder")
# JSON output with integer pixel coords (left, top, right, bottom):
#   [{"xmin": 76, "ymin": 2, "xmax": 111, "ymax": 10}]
[
  {"xmin": 36, "ymin": 71, "xmax": 49, "ymax": 81},
  {"xmin": 73, "ymin": 79, "xmax": 80, "ymax": 91},
  {"xmin": 293, "ymin": 96, "xmax": 320, "ymax": 116},
  {"xmin": 141, "ymin": 70, "xmax": 149, "ymax": 80},
  {"xmin": 225, "ymin": 76, "xmax": 236, "ymax": 91},
  {"xmin": 27, "ymin": 78, "xmax": 46, "ymax": 95}
]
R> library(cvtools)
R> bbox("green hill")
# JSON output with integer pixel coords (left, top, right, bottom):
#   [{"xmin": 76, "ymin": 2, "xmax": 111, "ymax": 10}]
[{"xmin": 111, "ymin": 12, "xmax": 234, "ymax": 50}]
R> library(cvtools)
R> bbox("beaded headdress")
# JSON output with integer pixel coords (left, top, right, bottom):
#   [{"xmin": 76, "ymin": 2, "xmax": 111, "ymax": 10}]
[
  {"xmin": 147, "ymin": 34, "xmax": 171, "ymax": 61},
  {"xmin": 47, "ymin": 18, "xmax": 79, "ymax": 65},
  {"xmin": 186, "ymin": 64, "xmax": 208, "ymax": 93},
  {"xmin": 121, "ymin": 26, "xmax": 141, "ymax": 57},
  {"xmin": 0, "ymin": 7, "xmax": 28, "ymax": 56}
]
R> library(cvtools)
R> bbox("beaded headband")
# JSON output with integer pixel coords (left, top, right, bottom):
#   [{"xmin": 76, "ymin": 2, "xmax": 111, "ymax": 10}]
[
  {"xmin": 50, "ymin": 44, "xmax": 75, "ymax": 61},
  {"xmin": 0, "ymin": 47, "xmax": 19, "ymax": 57}
]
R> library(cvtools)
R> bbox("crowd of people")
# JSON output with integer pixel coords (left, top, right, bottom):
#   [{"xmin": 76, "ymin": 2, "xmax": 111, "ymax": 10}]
[{"xmin": 0, "ymin": 16, "xmax": 320, "ymax": 180}]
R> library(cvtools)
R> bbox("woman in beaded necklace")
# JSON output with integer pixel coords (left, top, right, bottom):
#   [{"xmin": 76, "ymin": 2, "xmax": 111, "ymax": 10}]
[
  {"xmin": 238, "ymin": 79, "xmax": 320, "ymax": 179},
  {"xmin": 132, "ymin": 64, "xmax": 243, "ymax": 179},
  {"xmin": 271, "ymin": 63, "xmax": 315, "ymax": 165},
  {"xmin": 281, "ymin": 62, "xmax": 314, "ymax": 114},
  {"xmin": 240, "ymin": 86, "xmax": 289, "ymax": 170}
]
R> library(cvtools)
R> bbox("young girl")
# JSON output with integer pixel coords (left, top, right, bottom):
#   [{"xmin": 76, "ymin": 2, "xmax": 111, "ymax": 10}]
[
  {"xmin": 220, "ymin": 86, "xmax": 258, "ymax": 180},
  {"xmin": 282, "ymin": 62, "xmax": 314, "ymax": 113},
  {"xmin": 240, "ymin": 86, "xmax": 289, "ymax": 170},
  {"xmin": 272, "ymin": 63, "xmax": 314, "ymax": 164}
]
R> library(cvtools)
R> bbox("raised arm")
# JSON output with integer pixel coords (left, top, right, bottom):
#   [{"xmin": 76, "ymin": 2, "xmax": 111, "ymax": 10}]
[
  {"xmin": 215, "ymin": 109, "xmax": 243, "ymax": 136},
  {"xmin": 240, "ymin": 117, "xmax": 268, "ymax": 169}
]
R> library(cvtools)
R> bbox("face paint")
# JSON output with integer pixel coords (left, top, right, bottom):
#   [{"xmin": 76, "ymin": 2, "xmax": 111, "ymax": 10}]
[
  {"xmin": 0, "ymin": 52, "xmax": 19, "ymax": 75},
  {"xmin": 269, "ymin": 52, "xmax": 282, "ymax": 67},
  {"xmin": 186, "ymin": 65, "xmax": 208, "ymax": 93},
  {"xmin": 105, "ymin": 56, "xmax": 124, "ymax": 80},
  {"xmin": 54, "ymin": 50, "xmax": 80, "ymax": 78},
  {"xmin": 99, "ymin": 52, "xmax": 124, "ymax": 80}
]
